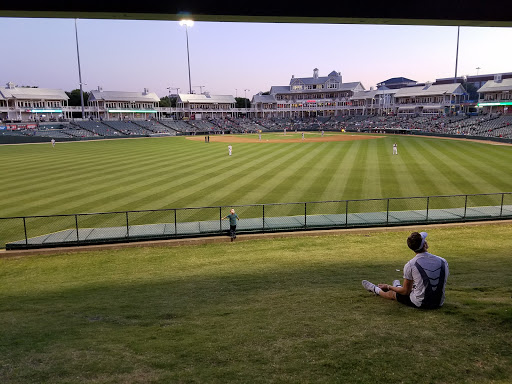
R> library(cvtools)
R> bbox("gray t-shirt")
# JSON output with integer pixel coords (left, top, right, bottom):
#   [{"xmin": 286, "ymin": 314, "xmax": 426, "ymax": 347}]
[{"xmin": 403, "ymin": 252, "xmax": 449, "ymax": 308}]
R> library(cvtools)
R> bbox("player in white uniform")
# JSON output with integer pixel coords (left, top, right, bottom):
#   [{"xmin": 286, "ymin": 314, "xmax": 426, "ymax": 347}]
[
  {"xmin": 51, "ymin": 138, "xmax": 55, "ymax": 147},
  {"xmin": 392, "ymin": 142, "xmax": 398, "ymax": 155},
  {"xmin": 228, "ymin": 145, "xmax": 232, "ymax": 156},
  {"xmin": 362, "ymin": 232, "xmax": 449, "ymax": 309}
]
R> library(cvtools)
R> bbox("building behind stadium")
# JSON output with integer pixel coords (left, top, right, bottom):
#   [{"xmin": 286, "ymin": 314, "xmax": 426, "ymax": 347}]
[{"xmin": 1, "ymin": 69, "xmax": 511, "ymax": 123}]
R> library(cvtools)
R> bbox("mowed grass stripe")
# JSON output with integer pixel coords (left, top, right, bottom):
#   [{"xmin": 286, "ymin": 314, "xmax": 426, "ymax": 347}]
[
  {"xmin": 447, "ymin": 140, "xmax": 512, "ymax": 176},
  {"xmin": 0, "ymin": 139, "xmax": 152, "ymax": 176},
  {"xmin": 115, "ymin": 141, "xmax": 306, "ymax": 213},
  {"xmin": 179, "ymin": 142, "xmax": 313, "ymax": 209},
  {"xmin": 278, "ymin": 142, "xmax": 340, "ymax": 204},
  {"xmin": 225, "ymin": 143, "xmax": 316, "ymax": 206},
  {"xmin": 397, "ymin": 138, "xmax": 445, "ymax": 197},
  {"xmin": 413, "ymin": 138, "xmax": 492, "ymax": 195},
  {"xmin": 321, "ymin": 140, "xmax": 364, "ymax": 200},
  {"xmin": 254, "ymin": 143, "xmax": 331, "ymax": 208},
  {"xmin": 0, "ymin": 139, "xmax": 217, "ymax": 196},
  {"xmin": 360, "ymin": 138, "xmax": 383, "ymax": 200},
  {"xmin": 153, "ymin": 143, "xmax": 313, "ymax": 221},
  {"xmin": 203, "ymin": 143, "xmax": 318, "ymax": 208},
  {"xmin": 298, "ymin": 142, "xmax": 347, "ymax": 202},
  {"xmin": 342, "ymin": 139, "xmax": 369, "ymax": 199},
  {"xmin": 45, "ymin": 141, "xmax": 284, "ymax": 215},
  {"xmin": 0, "ymin": 147, "xmax": 202, "ymax": 215},
  {"xmin": 316, "ymin": 142, "xmax": 351, "ymax": 202},
  {"xmin": 0, "ymin": 139, "xmax": 271, "ymax": 215},
  {"xmin": 376, "ymin": 137, "xmax": 402, "ymax": 198},
  {"xmin": 432, "ymin": 140, "xmax": 512, "ymax": 193},
  {"xmin": 112, "ymin": 142, "xmax": 303, "ymax": 212}
]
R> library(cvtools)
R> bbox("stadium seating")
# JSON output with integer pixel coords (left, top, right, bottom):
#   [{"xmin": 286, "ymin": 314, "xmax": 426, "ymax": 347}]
[{"xmin": 1, "ymin": 114, "xmax": 511, "ymax": 140}]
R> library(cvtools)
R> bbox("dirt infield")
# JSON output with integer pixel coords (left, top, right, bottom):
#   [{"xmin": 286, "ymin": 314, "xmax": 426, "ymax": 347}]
[{"xmin": 187, "ymin": 133, "xmax": 384, "ymax": 143}]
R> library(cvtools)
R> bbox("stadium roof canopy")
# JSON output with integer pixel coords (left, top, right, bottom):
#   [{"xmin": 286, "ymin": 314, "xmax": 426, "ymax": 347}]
[
  {"xmin": 1, "ymin": 1, "xmax": 510, "ymax": 27},
  {"xmin": 270, "ymin": 82, "xmax": 364, "ymax": 95},
  {"xmin": 89, "ymin": 90, "xmax": 160, "ymax": 102},
  {"xmin": 477, "ymin": 78, "xmax": 512, "ymax": 93},
  {"xmin": 378, "ymin": 77, "xmax": 416, "ymax": 85},
  {"xmin": 252, "ymin": 94, "xmax": 276, "ymax": 103},
  {"xmin": 178, "ymin": 94, "xmax": 235, "ymax": 104},
  {"xmin": 394, "ymin": 83, "xmax": 467, "ymax": 98},
  {"xmin": 0, "ymin": 85, "xmax": 69, "ymax": 100}
]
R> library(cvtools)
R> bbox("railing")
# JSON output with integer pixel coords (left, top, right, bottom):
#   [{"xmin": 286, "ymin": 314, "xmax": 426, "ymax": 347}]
[{"xmin": 1, "ymin": 192, "xmax": 511, "ymax": 250}]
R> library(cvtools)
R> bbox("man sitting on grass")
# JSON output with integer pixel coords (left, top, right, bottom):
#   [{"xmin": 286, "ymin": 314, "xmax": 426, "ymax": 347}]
[{"xmin": 362, "ymin": 232, "xmax": 449, "ymax": 309}]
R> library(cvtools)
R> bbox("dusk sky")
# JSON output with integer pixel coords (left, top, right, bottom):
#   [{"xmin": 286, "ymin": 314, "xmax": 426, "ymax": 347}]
[{"xmin": 2, "ymin": 17, "xmax": 512, "ymax": 98}]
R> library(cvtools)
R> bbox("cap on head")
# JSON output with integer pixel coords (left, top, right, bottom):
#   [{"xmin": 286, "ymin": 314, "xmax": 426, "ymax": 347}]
[{"xmin": 407, "ymin": 232, "xmax": 428, "ymax": 252}]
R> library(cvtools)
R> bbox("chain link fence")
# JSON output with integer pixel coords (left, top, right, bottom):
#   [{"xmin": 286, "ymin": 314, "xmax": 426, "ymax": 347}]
[{"xmin": 2, "ymin": 192, "xmax": 511, "ymax": 250}]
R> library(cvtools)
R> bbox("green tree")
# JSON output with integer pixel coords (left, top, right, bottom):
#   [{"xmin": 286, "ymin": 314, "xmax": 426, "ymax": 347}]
[
  {"xmin": 66, "ymin": 89, "xmax": 89, "ymax": 106},
  {"xmin": 159, "ymin": 96, "xmax": 170, "ymax": 107},
  {"xmin": 463, "ymin": 82, "xmax": 479, "ymax": 101},
  {"xmin": 235, "ymin": 97, "xmax": 251, "ymax": 109},
  {"xmin": 159, "ymin": 96, "xmax": 178, "ymax": 108}
]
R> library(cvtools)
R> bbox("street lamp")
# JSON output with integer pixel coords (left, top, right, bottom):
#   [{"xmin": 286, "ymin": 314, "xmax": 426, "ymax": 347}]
[
  {"xmin": 179, "ymin": 19, "xmax": 194, "ymax": 94},
  {"xmin": 476, "ymin": 67, "xmax": 481, "ymax": 76}
]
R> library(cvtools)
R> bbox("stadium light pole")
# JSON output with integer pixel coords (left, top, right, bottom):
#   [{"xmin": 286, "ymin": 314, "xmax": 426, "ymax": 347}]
[
  {"xmin": 74, "ymin": 19, "xmax": 85, "ymax": 119},
  {"xmin": 179, "ymin": 19, "xmax": 194, "ymax": 94},
  {"xmin": 244, "ymin": 89, "xmax": 250, "ymax": 111},
  {"xmin": 476, "ymin": 67, "xmax": 481, "ymax": 76},
  {"xmin": 454, "ymin": 26, "xmax": 460, "ymax": 83}
]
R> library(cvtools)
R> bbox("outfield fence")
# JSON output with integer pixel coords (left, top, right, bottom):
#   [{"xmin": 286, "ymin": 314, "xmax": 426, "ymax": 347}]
[{"xmin": 2, "ymin": 192, "xmax": 511, "ymax": 250}]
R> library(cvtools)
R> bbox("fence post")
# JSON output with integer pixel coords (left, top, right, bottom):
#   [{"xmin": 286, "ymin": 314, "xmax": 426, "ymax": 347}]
[
  {"xmin": 304, "ymin": 202, "xmax": 307, "ymax": 229},
  {"xmin": 126, "ymin": 211, "xmax": 130, "ymax": 238},
  {"xmin": 386, "ymin": 198, "xmax": 390, "ymax": 225},
  {"xmin": 345, "ymin": 200, "xmax": 349, "ymax": 228},
  {"xmin": 500, "ymin": 193, "xmax": 504, "ymax": 217},
  {"xmin": 75, "ymin": 214, "xmax": 79, "ymax": 242},
  {"xmin": 426, "ymin": 196, "xmax": 430, "ymax": 222},
  {"xmin": 219, "ymin": 207, "xmax": 222, "ymax": 232},
  {"xmin": 23, "ymin": 217, "xmax": 28, "ymax": 245},
  {"xmin": 174, "ymin": 209, "xmax": 177, "ymax": 236},
  {"xmin": 464, "ymin": 195, "xmax": 468, "ymax": 219},
  {"xmin": 262, "ymin": 204, "xmax": 265, "ymax": 231}
]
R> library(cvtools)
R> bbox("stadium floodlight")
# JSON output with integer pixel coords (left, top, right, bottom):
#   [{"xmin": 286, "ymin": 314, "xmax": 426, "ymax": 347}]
[{"xmin": 179, "ymin": 19, "xmax": 194, "ymax": 94}]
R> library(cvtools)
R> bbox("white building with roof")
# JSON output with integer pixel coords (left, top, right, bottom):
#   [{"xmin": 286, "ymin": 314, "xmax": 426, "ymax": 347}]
[
  {"xmin": 252, "ymin": 68, "xmax": 365, "ymax": 118},
  {"xmin": 477, "ymin": 75, "xmax": 512, "ymax": 114},
  {"xmin": 393, "ymin": 83, "xmax": 467, "ymax": 115},
  {"xmin": 88, "ymin": 87, "xmax": 161, "ymax": 120},
  {"xmin": 176, "ymin": 93, "xmax": 236, "ymax": 118},
  {"xmin": 0, "ymin": 82, "xmax": 69, "ymax": 121}
]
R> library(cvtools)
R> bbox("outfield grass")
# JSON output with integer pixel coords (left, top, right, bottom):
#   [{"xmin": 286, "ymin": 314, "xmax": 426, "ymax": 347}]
[
  {"xmin": 1, "ymin": 223, "xmax": 511, "ymax": 383},
  {"xmin": 1, "ymin": 133, "xmax": 511, "ymax": 219}
]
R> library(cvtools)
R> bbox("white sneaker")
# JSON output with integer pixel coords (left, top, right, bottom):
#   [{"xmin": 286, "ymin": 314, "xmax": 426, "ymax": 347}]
[
  {"xmin": 392, "ymin": 280, "xmax": 402, "ymax": 287},
  {"xmin": 362, "ymin": 280, "xmax": 378, "ymax": 295}
]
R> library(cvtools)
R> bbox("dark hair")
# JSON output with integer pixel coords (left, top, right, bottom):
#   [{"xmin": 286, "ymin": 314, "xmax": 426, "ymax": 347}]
[{"xmin": 407, "ymin": 232, "xmax": 424, "ymax": 252}]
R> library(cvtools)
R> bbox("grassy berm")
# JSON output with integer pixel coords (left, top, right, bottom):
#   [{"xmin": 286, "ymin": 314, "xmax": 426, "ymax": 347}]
[{"xmin": 1, "ymin": 223, "xmax": 511, "ymax": 383}]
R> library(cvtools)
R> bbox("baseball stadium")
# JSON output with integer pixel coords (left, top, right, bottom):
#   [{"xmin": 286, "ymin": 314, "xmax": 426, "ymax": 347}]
[{"xmin": 1, "ymin": 7, "xmax": 512, "ymax": 384}]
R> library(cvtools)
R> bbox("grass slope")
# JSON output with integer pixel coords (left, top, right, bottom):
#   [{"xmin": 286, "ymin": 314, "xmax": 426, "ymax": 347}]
[{"xmin": 0, "ymin": 223, "xmax": 511, "ymax": 383}]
